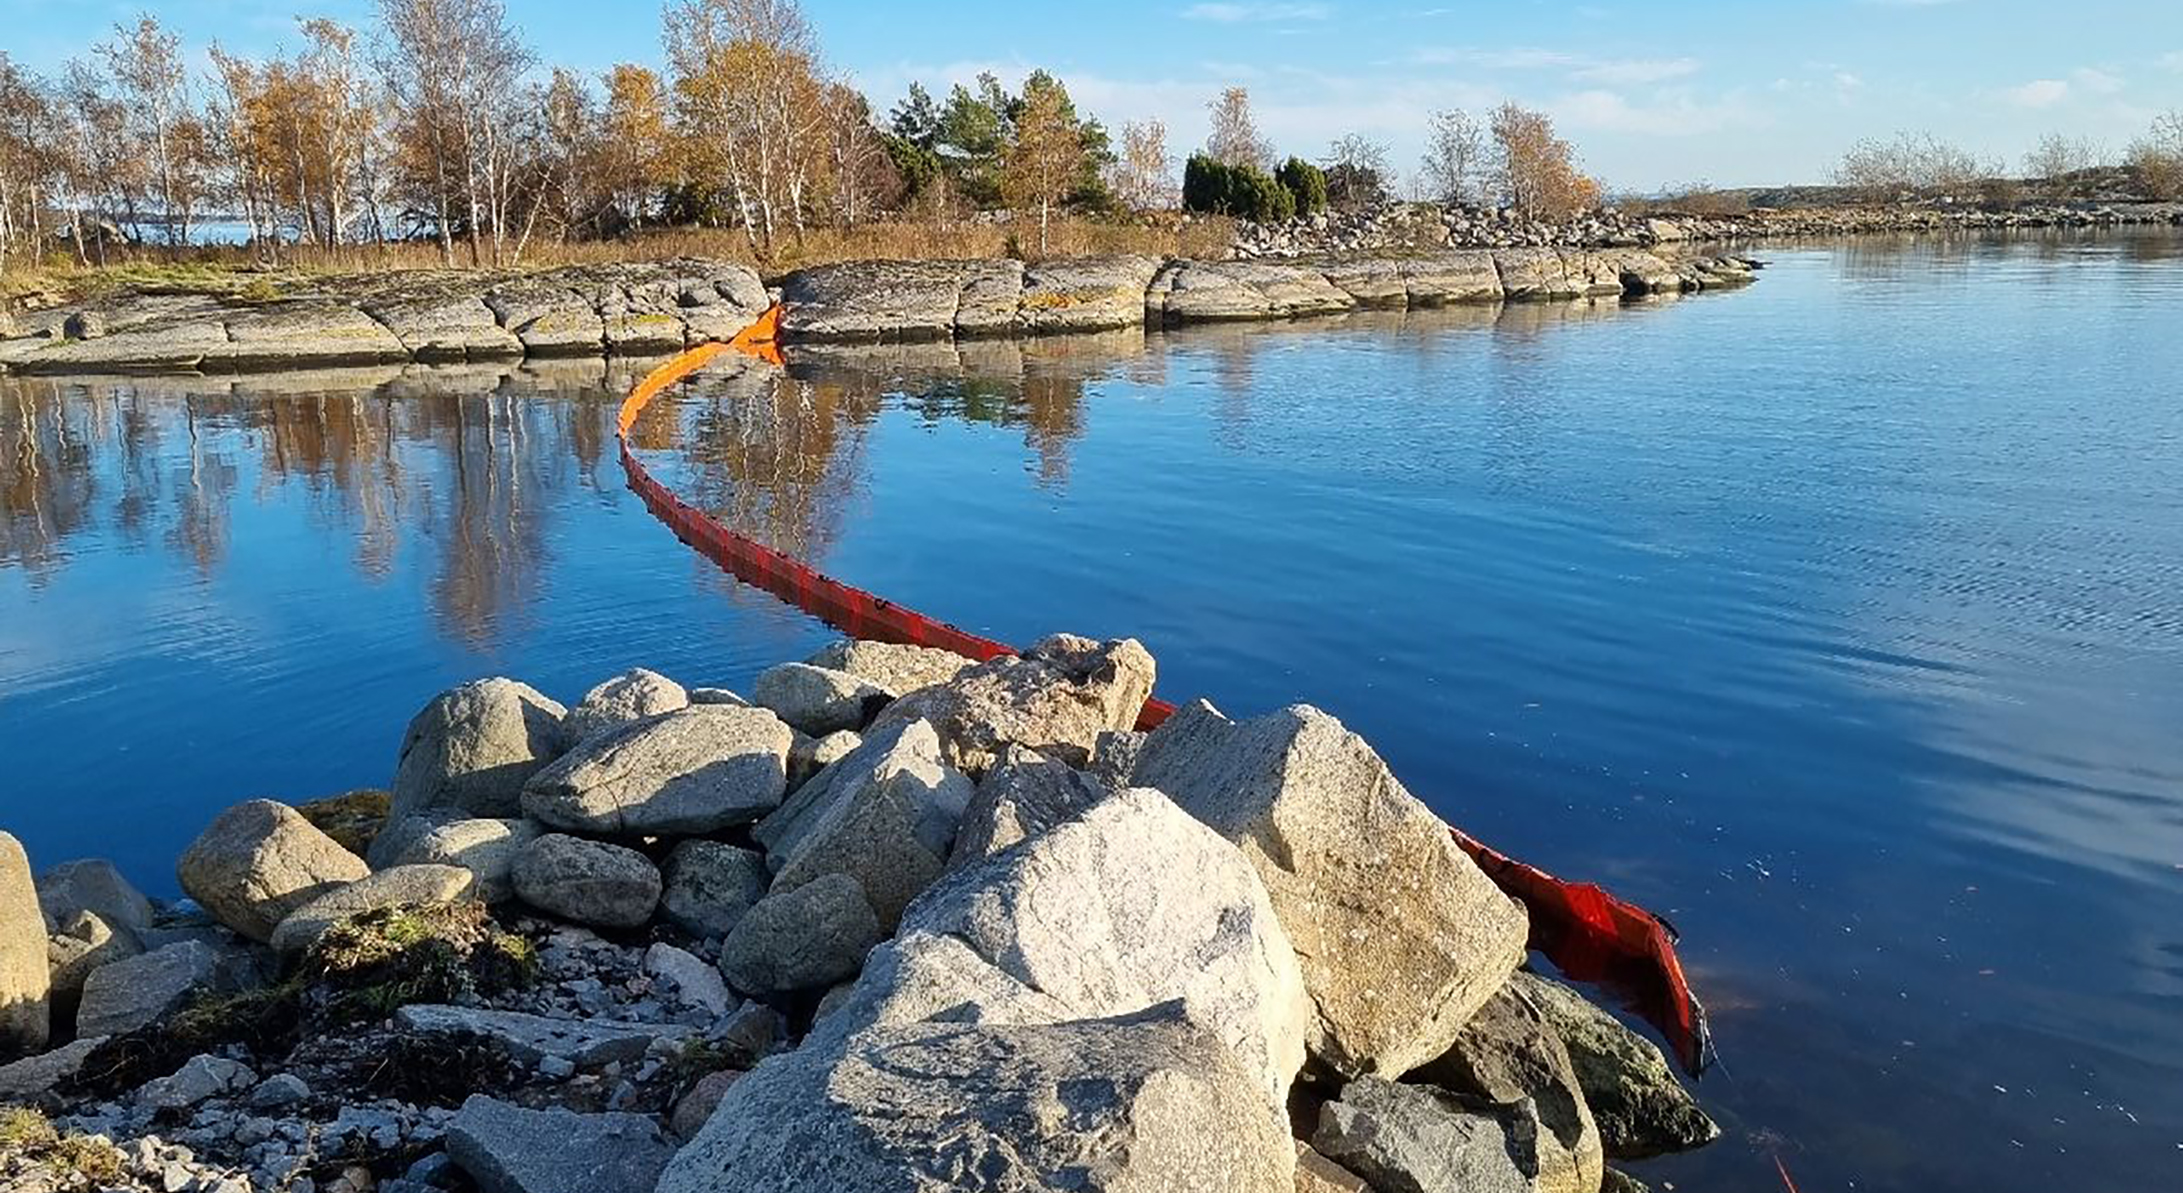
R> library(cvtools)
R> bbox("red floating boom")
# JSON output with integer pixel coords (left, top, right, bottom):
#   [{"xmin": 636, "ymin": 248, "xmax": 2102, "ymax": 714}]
[{"xmin": 619, "ymin": 320, "xmax": 1715, "ymax": 1077}]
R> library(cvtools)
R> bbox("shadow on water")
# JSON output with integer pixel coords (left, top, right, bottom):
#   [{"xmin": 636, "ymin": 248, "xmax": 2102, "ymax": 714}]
[{"xmin": 4, "ymin": 234, "xmax": 2183, "ymax": 1193}]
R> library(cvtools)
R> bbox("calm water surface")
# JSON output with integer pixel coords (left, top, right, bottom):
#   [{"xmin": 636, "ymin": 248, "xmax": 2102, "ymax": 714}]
[{"xmin": 4, "ymin": 233, "xmax": 2180, "ymax": 1192}]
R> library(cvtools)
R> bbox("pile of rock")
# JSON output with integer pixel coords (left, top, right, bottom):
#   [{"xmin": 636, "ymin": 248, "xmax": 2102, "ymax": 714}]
[
  {"xmin": 1, "ymin": 632, "xmax": 1718, "ymax": 1192},
  {"xmin": 1230, "ymin": 199, "xmax": 2183, "ymax": 258}
]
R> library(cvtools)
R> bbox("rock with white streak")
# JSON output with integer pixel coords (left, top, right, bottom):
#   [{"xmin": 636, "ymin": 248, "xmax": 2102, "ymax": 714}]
[
  {"xmin": 644, "ymin": 943, "xmax": 733, "ymax": 1015},
  {"xmin": 395, "ymin": 1004, "xmax": 692, "ymax": 1066},
  {"xmin": 1129, "ymin": 699, "xmax": 1527, "ymax": 1077},
  {"xmin": 522, "ymin": 706, "xmax": 792, "ymax": 837}
]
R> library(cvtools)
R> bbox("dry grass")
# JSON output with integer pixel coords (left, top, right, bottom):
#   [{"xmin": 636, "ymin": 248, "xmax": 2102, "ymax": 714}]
[{"xmin": 3, "ymin": 214, "xmax": 1237, "ymax": 307}]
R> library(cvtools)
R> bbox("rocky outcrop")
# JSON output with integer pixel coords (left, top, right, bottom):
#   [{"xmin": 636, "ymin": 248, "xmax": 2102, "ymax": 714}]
[
  {"xmin": 3, "ymin": 636, "xmax": 1719, "ymax": 1193},
  {"xmin": 659, "ymin": 1004, "xmax": 1296, "ymax": 1193},
  {"xmin": 390, "ymin": 678, "xmax": 568, "ymax": 822},
  {"xmin": 1130, "ymin": 700, "xmax": 1528, "ymax": 1077},
  {"xmin": 521, "ymin": 706, "xmax": 792, "ymax": 837},
  {"xmin": 0, "ymin": 259, "xmax": 769, "ymax": 376},
  {"xmin": 176, "ymin": 800, "xmax": 372, "ymax": 943},
  {"xmin": 1, "ymin": 831, "xmax": 51, "ymax": 1056},
  {"xmin": 0, "ymin": 248, "xmax": 1771, "ymax": 377}
]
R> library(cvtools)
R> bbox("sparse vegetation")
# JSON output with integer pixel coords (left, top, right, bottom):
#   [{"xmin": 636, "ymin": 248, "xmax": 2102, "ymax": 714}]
[
  {"xmin": 0, "ymin": 1107, "xmax": 129, "ymax": 1188},
  {"xmin": 2127, "ymin": 110, "xmax": 2183, "ymax": 201}
]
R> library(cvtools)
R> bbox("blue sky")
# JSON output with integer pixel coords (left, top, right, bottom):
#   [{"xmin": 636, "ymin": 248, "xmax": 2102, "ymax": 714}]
[{"xmin": 7, "ymin": 0, "xmax": 2181, "ymax": 189}]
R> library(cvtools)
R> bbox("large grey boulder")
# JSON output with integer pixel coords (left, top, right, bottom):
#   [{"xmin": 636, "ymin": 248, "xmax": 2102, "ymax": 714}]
[
  {"xmin": 764, "ymin": 716, "xmax": 977, "ymax": 926},
  {"xmin": 869, "ymin": 634, "xmax": 1156, "ymax": 774},
  {"xmin": 75, "ymin": 940, "xmax": 226, "ymax": 1037},
  {"xmin": 448, "ymin": 1094, "xmax": 676, "ymax": 1193},
  {"xmin": 0, "ymin": 832, "xmax": 50, "ymax": 1055},
  {"xmin": 752, "ymin": 663, "xmax": 893, "ymax": 736},
  {"xmin": 268, "ymin": 864, "xmax": 478, "ymax": 954},
  {"xmin": 1410, "ymin": 977, "xmax": 1604, "ymax": 1193},
  {"xmin": 396, "ymin": 1004, "xmax": 691, "ymax": 1066},
  {"xmin": 35, "ymin": 859, "xmax": 155, "ymax": 936},
  {"xmin": 1313, "ymin": 1076, "xmax": 1592, "ymax": 1193},
  {"xmin": 522, "ymin": 706, "xmax": 792, "ymax": 837},
  {"xmin": 1514, "ymin": 970, "xmax": 1719, "ymax": 1159},
  {"xmin": 823, "ymin": 786, "xmax": 1308, "ymax": 1108},
  {"xmin": 391, "ymin": 679, "xmax": 568, "ymax": 821},
  {"xmin": 366, "ymin": 808, "xmax": 467, "ymax": 871},
  {"xmin": 805, "ymin": 638, "xmax": 972, "ymax": 695},
  {"xmin": 658, "ymin": 841, "xmax": 771, "ymax": 939},
  {"xmin": 718, "ymin": 872, "xmax": 882, "ymax": 997},
  {"xmin": 945, "ymin": 745, "xmax": 1108, "ymax": 871},
  {"xmin": 1129, "ymin": 700, "xmax": 1527, "ymax": 1077},
  {"xmin": 657, "ymin": 1004, "xmax": 1295, "ymax": 1193},
  {"xmin": 557, "ymin": 668, "xmax": 688, "ymax": 749},
  {"xmin": 757, "ymin": 718, "xmax": 974, "ymax": 932},
  {"xmin": 177, "ymin": 800, "xmax": 371, "ymax": 943},
  {"xmin": 511, "ymin": 835, "xmax": 661, "ymax": 929},
  {"xmin": 384, "ymin": 817, "xmax": 540, "ymax": 904}
]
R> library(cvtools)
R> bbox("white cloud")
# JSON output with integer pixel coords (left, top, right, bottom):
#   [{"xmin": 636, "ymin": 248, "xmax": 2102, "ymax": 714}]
[
  {"xmin": 2072, "ymin": 67, "xmax": 2124, "ymax": 94},
  {"xmin": 1573, "ymin": 57, "xmax": 1703, "ymax": 85},
  {"xmin": 1552, "ymin": 88, "xmax": 1769, "ymax": 138},
  {"xmin": 2003, "ymin": 79, "xmax": 2071, "ymax": 108},
  {"xmin": 1182, "ymin": 3, "xmax": 1331, "ymax": 21}
]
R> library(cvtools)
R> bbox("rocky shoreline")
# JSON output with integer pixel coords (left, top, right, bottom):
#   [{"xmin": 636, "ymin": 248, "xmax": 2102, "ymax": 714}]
[
  {"xmin": 1227, "ymin": 199, "xmax": 2183, "ymax": 258},
  {"xmin": 0, "ymin": 249, "xmax": 1758, "ymax": 378},
  {"xmin": 2, "ymin": 635, "xmax": 1719, "ymax": 1192}
]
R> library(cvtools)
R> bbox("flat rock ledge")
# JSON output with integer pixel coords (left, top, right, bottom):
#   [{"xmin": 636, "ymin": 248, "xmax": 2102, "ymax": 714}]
[
  {"xmin": 0, "ymin": 633, "xmax": 1719, "ymax": 1193},
  {"xmin": 0, "ymin": 248, "xmax": 1753, "ymax": 376}
]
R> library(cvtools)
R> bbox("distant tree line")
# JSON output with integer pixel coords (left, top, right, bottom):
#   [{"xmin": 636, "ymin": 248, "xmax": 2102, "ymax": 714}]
[{"xmin": 1832, "ymin": 115, "xmax": 2183, "ymax": 203}]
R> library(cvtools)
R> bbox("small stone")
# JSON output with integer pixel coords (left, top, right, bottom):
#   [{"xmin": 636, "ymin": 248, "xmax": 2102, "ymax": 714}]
[
  {"xmin": 248, "ymin": 1073, "xmax": 311, "ymax": 1110},
  {"xmin": 538, "ymin": 1055, "xmax": 576, "ymax": 1079},
  {"xmin": 140, "ymin": 1054, "xmax": 259, "ymax": 1111},
  {"xmin": 670, "ymin": 1070, "xmax": 743, "ymax": 1140},
  {"xmin": 643, "ymin": 943, "xmax": 732, "ymax": 1015}
]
